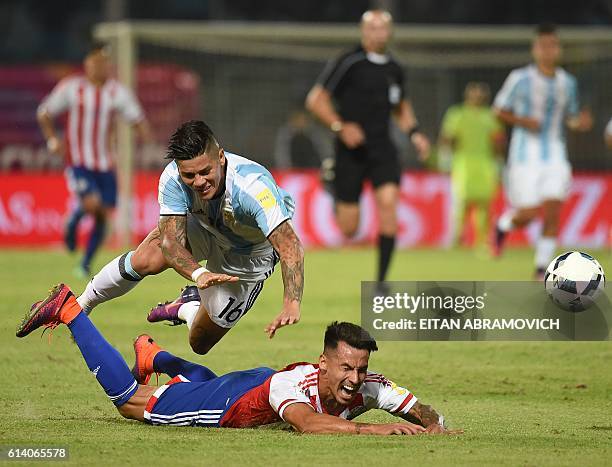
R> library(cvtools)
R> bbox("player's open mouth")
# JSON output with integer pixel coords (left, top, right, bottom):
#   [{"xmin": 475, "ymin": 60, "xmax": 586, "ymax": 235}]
[
  {"xmin": 339, "ymin": 383, "xmax": 358, "ymax": 397},
  {"xmin": 197, "ymin": 185, "xmax": 213, "ymax": 196}
]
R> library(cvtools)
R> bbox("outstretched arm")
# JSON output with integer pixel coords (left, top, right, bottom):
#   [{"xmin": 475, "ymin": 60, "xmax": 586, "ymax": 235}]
[
  {"xmin": 283, "ymin": 403, "xmax": 425, "ymax": 435},
  {"xmin": 158, "ymin": 215, "xmax": 199, "ymax": 280},
  {"xmin": 402, "ymin": 401, "xmax": 442, "ymax": 427},
  {"xmin": 265, "ymin": 220, "xmax": 304, "ymax": 338},
  {"xmin": 158, "ymin": 215, "xmax": 237, "ymax": 288},
  {"xmin": 401, "ymin": 400, "xmax": 461, "ymax": 434}
]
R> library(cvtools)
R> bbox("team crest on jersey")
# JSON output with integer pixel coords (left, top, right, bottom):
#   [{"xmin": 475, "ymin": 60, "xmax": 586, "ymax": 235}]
[
  {"xmin": 222, "ymin": 200, "xmax": 237, "ymax": 228},
  {"xmin": 256, "ymin": 188, "xmax": 276, "ymax": 210},
  {"xmin": 391, "ymin": 381, "xmax": 407, "ymax": 395}
]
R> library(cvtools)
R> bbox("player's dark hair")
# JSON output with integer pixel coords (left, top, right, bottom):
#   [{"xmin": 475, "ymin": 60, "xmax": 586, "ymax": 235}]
[
  {"xmin": 324, "ymin": 321, "xmax": 378, "ymax": 353},
  {"xmin": 464, "ymin": 81, "xmax": 490, "ymax": 102},
  {"xmin": 536, "ymin": 23, "xmax": 557, "ymax": 36},
  {"xmin": 165, "ymin": 120, "xmax": 219, "ymax": 160},
  {"xmin": 88, "ymin": 41, "xmax": 110, "ymax": 55}
]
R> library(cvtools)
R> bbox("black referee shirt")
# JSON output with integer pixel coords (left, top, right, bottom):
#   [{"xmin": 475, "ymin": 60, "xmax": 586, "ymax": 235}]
[{"xmin": 317, "ymin": 45, "xmax": 405, "ymax": 139}]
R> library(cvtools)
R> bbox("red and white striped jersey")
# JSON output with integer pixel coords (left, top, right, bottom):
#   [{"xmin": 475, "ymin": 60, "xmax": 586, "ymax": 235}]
[
  {"xmin": 220, "ymin": 362, "xmax": 417, "ymax": 428},
  {"xmin": 38, "ymin": 75, "xmax": 144, "ymax": 171}
]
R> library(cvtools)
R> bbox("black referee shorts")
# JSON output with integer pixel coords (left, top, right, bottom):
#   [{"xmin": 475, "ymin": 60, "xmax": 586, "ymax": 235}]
[{"xmin": 333, "ymin": 138, "xmax": 401, "ymax": 203}]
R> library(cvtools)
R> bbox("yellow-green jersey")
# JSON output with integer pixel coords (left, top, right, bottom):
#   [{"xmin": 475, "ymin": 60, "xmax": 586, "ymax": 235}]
[
  {"xmin": 441, "ymin": 105, "xmax": 502, "ymax": 200},
  {"xmin": 441, "ymin": 105, "xmax": 501, "ymax": 162}
]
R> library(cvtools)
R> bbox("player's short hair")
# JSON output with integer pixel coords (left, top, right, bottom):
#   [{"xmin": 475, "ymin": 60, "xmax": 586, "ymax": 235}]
[
  {"xmin": 535, "ymin": 23, "xmax": 557, "ymax": 36},
  {"xmin": 324, "ymin": 321, "xmax": 378, "ymax": 353},
  {"xmin": 87, "ymin": 41, "xmax": 110, "ymax": 56},
  {"xmin": 165, "ymin": 120, "xmax": 220, "ymax": 160},
  {"xmin": 464, "ymin": 81, "xmax": 490, "ymax": 100}
]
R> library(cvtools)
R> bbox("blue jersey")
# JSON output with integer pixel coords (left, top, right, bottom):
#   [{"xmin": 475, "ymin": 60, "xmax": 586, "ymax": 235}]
[
  {"xmin": 158, "ymin": 152, "xmax": 295, "ymax": 255},
  {"xmin": 493, "ymin": 64, "xmax": 579, "ymax": 165}
]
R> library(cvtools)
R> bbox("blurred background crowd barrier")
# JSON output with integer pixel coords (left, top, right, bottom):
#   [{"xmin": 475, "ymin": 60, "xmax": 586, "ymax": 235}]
[{"xmin": 1, "ymin": 15, "xmax": 610, "ymax": 248}]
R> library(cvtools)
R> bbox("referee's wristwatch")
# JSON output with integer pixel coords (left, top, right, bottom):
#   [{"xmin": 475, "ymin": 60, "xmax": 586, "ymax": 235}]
[{"xmin": 330, "ymin": 120, "xmax": 344, "ymax": 133}]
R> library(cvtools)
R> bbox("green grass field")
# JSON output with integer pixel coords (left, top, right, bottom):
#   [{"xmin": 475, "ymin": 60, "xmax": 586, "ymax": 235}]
[{"xmin": 1, "ymin": 247, "xmax": 611, "ymax": 466}]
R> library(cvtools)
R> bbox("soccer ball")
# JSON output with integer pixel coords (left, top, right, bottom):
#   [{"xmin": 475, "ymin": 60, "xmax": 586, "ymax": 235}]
[{"xmin": 544, "ymin": 251, "xmax": 605, "ymax": 312}]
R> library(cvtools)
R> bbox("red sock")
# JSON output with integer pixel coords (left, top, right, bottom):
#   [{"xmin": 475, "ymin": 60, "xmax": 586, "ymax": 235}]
[{"xmin": 59, "ymin": 295, "xmax": 82, "ymax": 325}]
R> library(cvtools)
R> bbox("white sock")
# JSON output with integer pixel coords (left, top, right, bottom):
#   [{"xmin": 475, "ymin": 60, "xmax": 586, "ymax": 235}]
[
  {"xmin": 178, "ymin": 301, "xmax": 200, "ymax": 329},
  {"xmin": 535, "ymin": 236, "xmax": 557, "ymax": 270},
  {"xmin": 497, "ymin": 210, "xmax": 515, "ymax": 232},
  {"xmin": 76, "ymin": 252, "xmax": 142, "ymax": 313}
]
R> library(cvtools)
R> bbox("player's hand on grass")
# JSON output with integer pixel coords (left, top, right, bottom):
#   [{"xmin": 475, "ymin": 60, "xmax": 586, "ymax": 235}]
[
  {"xmin": 265, "ymin": 302, "xmax": 300, "ymax": 338},
  {"xmin": 423, "ymin": 424, "xmax": 464, "ymax": 435},
  {"xmin": 411, "ymin": 132, "xmax": 431, "ymax": 161},
  {"xmin": 195, "ymin": 272, "xmax": 239, "ymax": 289},
  {"xmin": 424, "ymin": 423, "xmax": 446, "ymax": 434},
  {"xmin": 366, "ymin": 422, "xmax": 426, "ymax": 435},
  {"xmin": 339, "ymin": 122, "xmax": 366, "ymax": 149}
]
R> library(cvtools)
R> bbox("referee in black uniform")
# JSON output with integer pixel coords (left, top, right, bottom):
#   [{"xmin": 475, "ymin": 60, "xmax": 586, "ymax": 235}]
[{"xmin": 306, "ymin": 9, "xmax": 430, "ymax": 289}]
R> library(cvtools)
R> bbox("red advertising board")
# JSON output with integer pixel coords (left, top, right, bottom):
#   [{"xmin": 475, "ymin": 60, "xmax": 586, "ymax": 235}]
[{"xmin": 0, "ymin": 171, "xmax": 610, "ymax": 248}]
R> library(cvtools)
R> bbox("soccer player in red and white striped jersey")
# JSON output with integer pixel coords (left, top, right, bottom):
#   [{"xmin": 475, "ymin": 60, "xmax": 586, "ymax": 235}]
[
  {"xmin": 37, "ymin": 42, "xmax": 151, "ymax": 276},
  {"xmin": 18, "ymin": 287, "xmax": 460, "ymax": 436}
]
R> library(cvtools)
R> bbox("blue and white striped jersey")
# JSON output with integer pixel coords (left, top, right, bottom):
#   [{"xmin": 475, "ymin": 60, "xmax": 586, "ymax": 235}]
[
  {"xmin": 158, "ymin": 152, "xmax": 295, "ymax": 255},
  {"xmin": 493, "ymin": 64, "xmax": 579, "ymax": 165}
]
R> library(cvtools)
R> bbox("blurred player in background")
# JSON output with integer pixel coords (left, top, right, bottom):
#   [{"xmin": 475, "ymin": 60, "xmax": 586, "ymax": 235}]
[
  {"xmin": 492, "ymin": 24, "xmax": 592, "ymax": 279},
  {"xmin": 273, "ymin": 110, "xmax": 330, "ymax": 169},
  {"xmin": 605, "ymin": 117, "xmax": 612, "ymax": 149},
  {"xmin": 17, "ymin": 288, "xmax": 458, "ymax": 435},
  {"xmin": 37, "ymin": 42, "xmax": 152, "ymax": 276},
  {"xmin": 306, "ymin": 9, "xmax": 429, "ymax": 291},
  {"xmin": 77, "ymin": 121, "xmax": 303, "ymax": 354},
  {"xmin": 438, "ymin": 82, "xmax": 504, "ymax": 250}
]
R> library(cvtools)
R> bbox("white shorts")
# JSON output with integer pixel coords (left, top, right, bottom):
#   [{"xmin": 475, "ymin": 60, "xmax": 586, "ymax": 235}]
[
  {"xmin": 198, "ymin": 279, "xmax": 266, "ymax": 328},
  {"xmin": 505, "ymin": 160, "xmax": 572, "ymax": 209},
  {"xmin": 186, "ymin": 215, "xmax": 277, "ymax": 328}
]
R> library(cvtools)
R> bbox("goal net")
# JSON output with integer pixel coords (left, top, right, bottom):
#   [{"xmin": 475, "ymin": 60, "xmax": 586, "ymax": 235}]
[{"xmin": 94, "ymin": 22, "xmax": 612, "ymax": 244}]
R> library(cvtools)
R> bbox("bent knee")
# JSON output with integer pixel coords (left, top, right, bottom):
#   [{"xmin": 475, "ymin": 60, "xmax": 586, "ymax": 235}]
[
  {"xmin": 335, "ymin": 203, "xmax": 360, "ymax": 238},
  {"xmin": 131, "ymin": 248, "xmax": 166, "ymax": 276},
  {"xmin": 336, "ymin": 215, "xmax": 360, "ymax": 238},
  {"xmin": 339, "ymin": 224, "xmax": 359, "ymax": 238},
  {"xmin": 117, "ymin": 404, "xmax": 133, "ymax": 420},
  {"xmin": 514, "ymin": 208, "xmax": 539, "ymax": 227},
  {"xmin": 189, "ymin": 337, "xmax": 213, "ymax": 355},
  {"xmin": 377, "ymin": 198, "xmax": 397, "ymax": 213}
]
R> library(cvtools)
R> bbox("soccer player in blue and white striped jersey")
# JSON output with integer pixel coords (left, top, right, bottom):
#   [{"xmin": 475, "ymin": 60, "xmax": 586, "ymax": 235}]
[
  {"xmin": 76, "ymin": 121, "xmax": 304, "ymax": 354},
  {"xmin": 492, "ymin": 23, "xmax": 592, "ymax": 279}
]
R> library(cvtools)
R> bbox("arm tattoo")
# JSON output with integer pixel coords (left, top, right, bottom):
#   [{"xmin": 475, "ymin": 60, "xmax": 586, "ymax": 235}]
[
  {"xmin": 403, "ymin": 401, "xmax": 441, "ymax": 428},
  {"xmin": 269, "ymin": 221, "xmax": 304, "ymax": 303},
  {"xmin": 158, "ymin": 215, "xmax": 200, "ymax": 279}
]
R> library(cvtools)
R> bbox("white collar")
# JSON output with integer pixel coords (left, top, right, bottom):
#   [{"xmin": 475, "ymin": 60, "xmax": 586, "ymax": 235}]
[{"xmin": 366, "ymin": 51, "xmax": 389, "ymax": 65}]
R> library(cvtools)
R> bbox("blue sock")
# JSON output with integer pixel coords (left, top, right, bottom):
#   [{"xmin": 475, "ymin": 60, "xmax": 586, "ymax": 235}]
[
  {"xmin": 82, "ymin": 219, "xmax": 106, "ymax": 271},
  {"xmin": 64, "ymin": 207, "xmax": 84, "ymax": 251},
  {"xmin": 68, "ymin": 313, "xmax": 138, "ymax": 406},
  {"xmin": 153, "ymin": 351, "xmax": 217, "ymax": 382}
]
